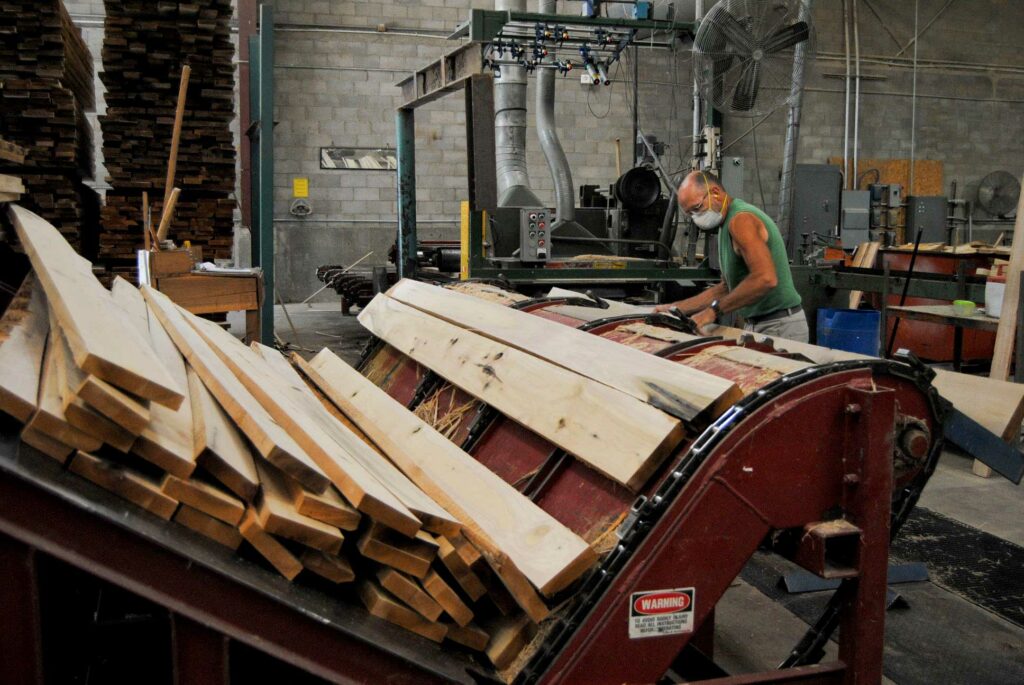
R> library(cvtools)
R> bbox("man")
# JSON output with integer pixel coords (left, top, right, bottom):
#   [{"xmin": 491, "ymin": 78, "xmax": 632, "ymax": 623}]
[{"xmin": 655, "ymin": 171, "xmax": 808, "ymax": 342}]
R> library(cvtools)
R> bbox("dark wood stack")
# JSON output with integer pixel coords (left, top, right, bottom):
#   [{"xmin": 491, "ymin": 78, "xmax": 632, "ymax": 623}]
[
  {"xmin": 99, "ymin": 0, "xmax": 236, "ymax": 268},
  {"xmin": 0, "ymin": 0, "xmax": 98, "ymax": 254}
]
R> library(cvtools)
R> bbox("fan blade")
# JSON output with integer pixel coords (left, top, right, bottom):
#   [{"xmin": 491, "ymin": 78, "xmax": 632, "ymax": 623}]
[
  {"xmin": 731, "ymin": 61, "xmax": 762, "ymax": 112},
  {"xmin": 764, "ymin": 21, "xmax": 810, "ymax": 54},
  {"xmin": 715, "ymin": 11, "xmax": 758, "ymax": 57}
]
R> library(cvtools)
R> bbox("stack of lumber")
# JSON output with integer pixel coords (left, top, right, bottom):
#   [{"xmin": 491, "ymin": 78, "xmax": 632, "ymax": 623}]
[
  {"xmin": 0, "ymin": 1, "xmax": 98, "ymax": 253},
  {"xmin": 98, "ymin": 0, "xmax": 236, "ymax": 267},
  {"xmin": 3, "ymin": 205, "xmax": 673, "ymax": 672}
]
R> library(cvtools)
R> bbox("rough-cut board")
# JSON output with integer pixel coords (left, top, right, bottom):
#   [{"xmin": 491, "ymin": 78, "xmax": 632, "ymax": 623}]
[
  {"xmin": 358, "ymin": 581, "xmax": 448, "ymax": 643},
  {"xmin": 437, "ymin": 536, "xmax": 487, "ymax": 601},
  {"xmin": 141, "ymin": 285, "xmax": 330, "ymax": 494},
  {"xmin": 161, "ymin": 475, "xmax": 245, "ymax": 526},
  {"xmin": 282, "ymin": 477, "xmax": 361, "ymax": 532},
  {"xmin": 184, "ymin": 316, "xmax": 425, "ymax": 537},
  {"xmin": 377, "ymin": 567, "xmax": 444, "ymax": 622},
  {"xmin": 391, "ymin": 280, "xmax": 740, "ymax": 424},
  {"xmin": 359, "ymin": 294, "xmax": 686, "ymax": 491},
  {"xmin": 69, "ymin": 451, "xmax": 179, "ymax": 520},
  {"xmin": 255, "ymin": 461, "xmax": 345, "ymax": 555},
  {"xmin": 20, "ymin": 425, "xmax": 74, "ymax": 463},
  {"xmin": 27, "ymin": 336, "xmax": 103, "ymax": 453},
  {"xmin": 0, "ymin": 174, "xmax": 25, "ymax": 194},
  {"xmin": 238, "ymin": 509, "xmax": 303, "ymax": 581},
  {"xmin": 446, "ymin": 622, "xmax": 491, "ymax": 652},
  {"xmin": 110, "ymin": 280, "xmax": 195, "ymax": 478},
  {"xmin": 75, "ymin": 376, "xmax": 151, "ymax": 436},
  {"xmin": 8, "ymin": 205, "xmax": 184, "ymax": 408},
  {"xmin": 485, "ymin": 614, "xmax": 536, "ymax": 670},
  {"xmin": 300, "ymin": 349, "xmax": 597, "ymax": 602},
  {"xmin": 300, "ymin": 549, "xmax": 355, "ymax": 584},
  {"xmin": 174, "ymin": 505, "xmax": 244, "ymax": 550},
  {"xmin": 187, "ymin": 369, "xmax": 259, "ymax": 502},
  {"xmin": 0, "ymin": 273, "xmax": 49, "ymax": 422},
  {"xmin": 357, "ymin": 522, "xmax": 436, "ymax": 579},
  {"xmin": 423, "ymin": 569, "xmax": 474, "ymax": 627}
]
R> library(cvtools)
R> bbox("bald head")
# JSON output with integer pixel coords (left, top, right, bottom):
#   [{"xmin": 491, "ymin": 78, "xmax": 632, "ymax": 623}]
[{"xmin": 678, "ymin": 170, "xmax": 727, "ymax": 216}]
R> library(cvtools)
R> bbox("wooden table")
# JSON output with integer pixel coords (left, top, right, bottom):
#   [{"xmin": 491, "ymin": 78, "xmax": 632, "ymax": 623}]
[
  {"xmin": 887, "ymin": 304, "xmax": 998, "ymax": 371},
  {"xmin": 156, "ymin": 272, "xmax": 263, "ymax": 344}
]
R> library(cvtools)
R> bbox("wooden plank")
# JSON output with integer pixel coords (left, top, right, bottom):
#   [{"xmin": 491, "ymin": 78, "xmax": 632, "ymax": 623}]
[
  {"xmin": 161, "ymin": 475, "xmax": 245, "ymax": 526},
  {"xmin": 388, "ymin": 279, "xmax": 741, "ymax": 424},
  {"xmin": 110, "ymin": 279, "xmax": 195, "ymax": 478},
  {"xmin": 437, "ymin": 536, "xmax": 486, "ymax": 602},
  {"xmin": 20, "ymin": 425, "xmax": 74, "ymax": 463},
  {"xmin": 255, "ymin": 461, "xmax": 345, "ymax": 555},
  {"xmin": 301, "ymin": 349, "xmax": 596, "ymax": 604},
  {"xmin": 237, "ymin": 508, "xmax": 303, "ymax": 581},
  {"xmin": 251, "ymin": 342, "xmax": 456, "ymax": 536},
  {"xmin": 446, "ymin": 622, "xmax": 491, "ymax": 652},
  {"xmin": 0, "ymin": 174, "xmax": 25, "ymax": 195},
  {"xmin": 26, "ymin": 336, "xmax": 104, "ymax": 453},
  {"xmin": 187, "ymin": 368, "xmax": 260, "ymax": 502},
  {"xmin": 358, "ymin": 581, "xmax": 448, "ymax": 644},
  {"xmin": 0, "ymin": 191, "xmax": 22, "ymax": 202},
  {"xmin": 422, "ymin": 569, "xmax": 474, "ymax": 627},
  {"xmin": 358, "ymin": 294, "xmax": 684, "ymax": 491},
  {"xmin": 180, "ymin": 317, "xmax": 426, "ymax": 537},
  {"xmin": 282, "ymin": 478, "xmax": 361, "ymax": 532},
  {"xmin": 157, "ymin": 274, "xmax": 258, "ymax": 315},
  {"xmin": 686, "ymin": 345, "xmax": 811, "ymax": 376},
  {"xmin": 8, "ymin": 205, "xmax": 184, "ymax": 408},
  {"xmin": 485, "ymin": 614, "xmax": 535, "ymax": 670},
  {"xmin": 141, "ymin": 285, "xmax": 330, "ymax": 493},
  {"xmin": 76, "ymin": 377, "xmax": 151, "ymax": 435},
  {"xmin": 174, "ymin": 504, "xmax": 243, "ymax": 550},
  {"xmin": 357, "ymin": 522, "xmax": 436, "ymax": 579},
  {"xmin": 69, "ymin": 451, "xmax": 179, "ymax": 520},
  {"xmin": 377, "ymin": 567, "xmax": 444, "ymax": 621},
  {"xmin": 0, "ymin": 273, "xmax": 49, "ymax": 423},
  {"xmin": 848, "ymin": 242, "xmax": 880, "ymax": 310},
  {"xmin": 300, "ymin": 549, "xmax": 355, "ymax": 584}
]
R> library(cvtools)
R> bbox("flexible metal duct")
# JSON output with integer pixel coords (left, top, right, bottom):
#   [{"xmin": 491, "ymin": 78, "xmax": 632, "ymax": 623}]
[
  {"xmin": 778, "ymin": 0, "xmax": 813, "ymax": 252},
  {"xmin": 536, "ymin": 0, "xmax": 575, "ymax": 224},
  {"xmin": 495, "ymin": 0, "xmax": 541, "ymax": 207}
]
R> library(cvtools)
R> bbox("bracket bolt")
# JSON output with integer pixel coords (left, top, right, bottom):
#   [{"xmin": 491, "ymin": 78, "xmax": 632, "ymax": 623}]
[
  {"xmin": 845, "ymin": 403, "xmax": 862, "ymax": 414},
  {"xmin": 844, "ymin": 473, "xmax": 861, "ymax": 486}
]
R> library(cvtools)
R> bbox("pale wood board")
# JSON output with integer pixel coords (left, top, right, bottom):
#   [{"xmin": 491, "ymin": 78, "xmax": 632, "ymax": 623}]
[
  {"xmin": 110, "ymin": 279, "xmax": 196, "ymax": 478},
  {"xmin": 359, "ymin": 293, "xmax": 686, "ymax": 491},
  {"xmin": 27, "ymin": 335, "xmax": 104, "ymax": 453},
  {"xmin": 251, "ymin": 340, "xmax": 455, "ymax": 536},
  {"xmin": 0, "ymin": 273, "xmax": 49, "ymax": 422},
  {"xmin": 69, "ymin": 451, "xmax": 179, "ymax": 520},
  {"xmin": 485, "ymin": 614, "xmax": 535, "ymax": 670},
  {"xmin": 300, "ymin": 549, "xmax": 355, "ymax": 584},
  {"xmin": 20, "ymin": 425, "xmax": 74, "ymax": 463},
  {"xmin": 848, "ymin": 242, "xmax": 880, "ymax": 310},
  {"xmin": 437, "ymin": 535, "xmax": 487, "ymax": 601},
  {"xmin": 8, "ymin": 205, "xmax": 183, "ymax": 408},
  {"xmin": 141, "ymin": 285, "xmax": 330, "ymax": 494},
  {"xmin": 423, "ymin": 569, "xmax": 474, "ymax": 627},
  {"xmin": 282, "ymin": 477, "xmax": 361, "ymax": 532},
  {"xmin": 377, "ymin": 567, "xmax": 444, "ymax": 621},
  {"xmin": 358, "ymin": 581, "xmax": 447, "ymax": 643},
  {"xmin": 0, "ymin": 174, "xmax": 25, "ymax": 194},
  {"xmin": 161, "ymin": 474, "xmax": 245, "ymax": 526},
  {"xmin": 184, "ymin": 315, "xmax": 424, "ymax": 537},
  {"xmin": 174, "ymin": 504, "xmax": 243, "ymax": 550},
  {"xmin": 255, "ymin": 461, "xmax": 345, "ymax": 555},
  {"xmin": 616, "ymin": 323, "xmax": 702, "ymax": 344},
  {"xmin": 238, "ymin": 508, "xmax": 303, "ymax": 581},
  {"xmin": 301, "ymin": 349, "xmax": 596, "ymax": 604},
  {"xmin": 76, "ymin": 376, "xmax": 151, "ymax": 435},
  {"xmin": 187, "ymin": 368, "xmax": 260, "ymax": 502},
  {"xmin": 389, "ymin": 279, "xmax": 740, "ymax": 425},
  {"xmin": 357, "ymin": 522, "xmax": 435, "ymax": 579}
]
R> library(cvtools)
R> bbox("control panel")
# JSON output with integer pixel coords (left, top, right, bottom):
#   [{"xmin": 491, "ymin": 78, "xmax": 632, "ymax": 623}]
[{"xmin": 519, "ymin": 208, "xmax": 553, "ymax": 262}]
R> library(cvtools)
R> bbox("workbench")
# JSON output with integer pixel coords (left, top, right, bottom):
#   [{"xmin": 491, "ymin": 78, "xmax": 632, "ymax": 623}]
[
  {"xmin": 156, "ymin": 272, "xmax": 263, "ymax": 344},
  {"xmin": 887, "ymin": 305, "xmax": 998, "ymax": 372}
]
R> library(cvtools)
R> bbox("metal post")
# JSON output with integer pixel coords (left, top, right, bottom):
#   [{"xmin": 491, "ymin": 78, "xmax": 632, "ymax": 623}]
[
  {"xmin": 396, "ymin": 108, "xmax": 418, "ymax": 279},
  {"xmin": 0, "ymin": 534, "xmax": 43, "ymax": 685},
  {"xmin": 256, "ymin": 4, "xmax": 275, "ymax": 344},
  {"xmin": 778, "ymin": 0, "xmax": 813, "ymax": 253},
  {"xmin": 238, "ymin": 0, "xmax": 257, "ymax": 229},
  {"xmin": 247, "ymin": 34, "xmax": 261, "ymax": 270},
  {"xmin": 1015, "ymin": 271, "xmax": 1024, "ymax": 383},
  {"xmin": 172, "ymin": 614, "xmax": 229, "ymax": 685},
  {"xmin": 465, "ymin": 75, "xmax": 498, "ymax": 213}
]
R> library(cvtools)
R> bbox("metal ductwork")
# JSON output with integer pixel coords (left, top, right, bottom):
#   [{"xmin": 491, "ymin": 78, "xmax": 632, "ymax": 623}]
[
  {"xmin": 494, "ymin": 0, "xmax": 541, "ymax": 207},
  {"xmin": 536, "ymin": 0, "xmax": 576, "ymax": 226},
  {"xmin": 778, "ymin": 0, "xmax": 813, "ymax": 253}
]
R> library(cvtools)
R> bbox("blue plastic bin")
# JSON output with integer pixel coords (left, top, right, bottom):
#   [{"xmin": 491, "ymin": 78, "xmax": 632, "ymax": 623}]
[{"xmin": 816, "ymin": 308, "xmax": 881, "ymax": 356}]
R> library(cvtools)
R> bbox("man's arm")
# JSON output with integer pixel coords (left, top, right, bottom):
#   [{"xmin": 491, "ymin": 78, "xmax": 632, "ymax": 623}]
[
  {"xmin": 714, "ymin": 213, "xmax": 778, "ymax": 314},
  {"xmin": 653, "ymin": 280, "xmax": 727, "ymax": 314}
]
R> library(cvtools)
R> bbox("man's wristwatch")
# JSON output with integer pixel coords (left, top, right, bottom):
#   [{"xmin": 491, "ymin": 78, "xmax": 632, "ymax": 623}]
[{"xmin": 709, "ymin": 299, "xmax": 722, "ymax": 320}]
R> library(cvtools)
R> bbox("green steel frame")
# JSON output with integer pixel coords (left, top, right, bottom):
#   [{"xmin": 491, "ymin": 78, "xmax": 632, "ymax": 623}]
[{"xmin": 249, "ymin": 4, "xmax": 275, "ymax": 344}]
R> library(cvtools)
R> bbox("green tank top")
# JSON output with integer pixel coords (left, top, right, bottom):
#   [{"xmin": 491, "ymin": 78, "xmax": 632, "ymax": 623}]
[{"xmin": 717, "ymin": 198, "xmax": 802, "ymax": 319}]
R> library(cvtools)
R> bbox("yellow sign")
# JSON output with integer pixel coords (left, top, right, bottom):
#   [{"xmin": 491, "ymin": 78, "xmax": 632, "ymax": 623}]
[{"xmin": 293, "ymin": 178, "xmax": 309, "ymax": 198}]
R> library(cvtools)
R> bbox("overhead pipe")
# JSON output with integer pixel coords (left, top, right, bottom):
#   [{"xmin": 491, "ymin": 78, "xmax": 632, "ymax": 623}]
[
  {"xmin": 852, "ymin": 0, "xmax": 862, "ymax": 189},
  {"xmin": 536, "ymin": 0, "xmax": 576, "ymax": 225},
  {"xmin": 842, "ymin": 0, "xmax": 851, "ymax": 189},
  {"xmin": 777, "ymin": 0, "xmax": 813, "ymax": 250},
  {"xmin": 494, "ymin": 0, "xmax": 541, "ymax": 207}
]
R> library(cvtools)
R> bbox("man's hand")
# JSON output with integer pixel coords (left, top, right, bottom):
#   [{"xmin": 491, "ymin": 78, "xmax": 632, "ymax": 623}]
[
  {"xmin": 691, "ymin": 307, "xmax": 717, "ymax": 333},
  {"xmin": 653, "ymin": 303, "xmax": 676, "ymax": 314}
]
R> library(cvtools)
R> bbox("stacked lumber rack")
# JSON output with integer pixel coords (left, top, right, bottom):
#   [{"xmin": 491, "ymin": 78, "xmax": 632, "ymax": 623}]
[
  {"xmin": 2, "ymin": 207, "xmax": 1021, "ymax": 683},
  {"xmin": 97, "ymin": 0, "xmax": 236, "ymax": 282},
  {"xmin": 0, "ymin": 0, "xmax": 99, "ymax": 256}
]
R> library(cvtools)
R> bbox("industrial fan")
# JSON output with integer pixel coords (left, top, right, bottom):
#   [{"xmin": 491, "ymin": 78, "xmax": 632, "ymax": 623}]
[{"xmin": 693, "ymin": 0, "xmax": 815, "ymax": 116}]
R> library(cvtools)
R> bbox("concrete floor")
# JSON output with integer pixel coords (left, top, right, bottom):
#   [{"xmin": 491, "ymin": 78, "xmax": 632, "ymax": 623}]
[{"xmin": 250, "ymin": 304, "xmax": 1024, "ymax": 684}]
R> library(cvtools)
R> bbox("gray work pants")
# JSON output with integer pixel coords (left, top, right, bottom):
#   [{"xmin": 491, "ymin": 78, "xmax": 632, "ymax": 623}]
[{"xmin": 743, "ymin": 309, "xmax": 810, "ymax": 343}]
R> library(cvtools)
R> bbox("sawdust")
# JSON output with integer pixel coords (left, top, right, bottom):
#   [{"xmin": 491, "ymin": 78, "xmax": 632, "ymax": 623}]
[
  {"xmin": 588, "ymin": 510, "xmax": 629, "ymax": 555},
  {"xmin": 447, "ymin": 282, "xmax": 529, "ymax": 305}
]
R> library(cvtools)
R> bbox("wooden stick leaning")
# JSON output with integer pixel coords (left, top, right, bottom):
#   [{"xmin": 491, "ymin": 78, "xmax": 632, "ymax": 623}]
[
  {"xmin": 156, "ymin": 187, "xmax": 181, "ymax": 244},
  {"xmin": 164, "ymin": 64, "xmax": 191, "ymax": 208},
  {"xmin": 143, "ymin": 191, "xmax": 151, "ymax": 252}
]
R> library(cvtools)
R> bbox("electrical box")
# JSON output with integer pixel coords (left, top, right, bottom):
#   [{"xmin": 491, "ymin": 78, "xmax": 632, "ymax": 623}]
[
  {"xmin": 520, "ymin": 208, "xmax": 552, "ymax": 262},
  {"xmin": 906, "ymin": 196, "xmax": 948, "ymax": 244},
  {"xmin": 841, "ymin": 190, "xmax": 871, "ymax": 246},
  {"xmin": 792, "ymin": 164, "xmax": 842, "ymax": 243},
  {"xmin": 720, "ymin": 157, "xmax": 745, "ymax": 199}
]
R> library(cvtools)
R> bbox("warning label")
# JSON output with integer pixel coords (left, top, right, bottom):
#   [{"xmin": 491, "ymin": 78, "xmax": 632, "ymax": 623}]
[{"xmin": 628, "ymin": 588, "xmax": 695, "ymax": 639}]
